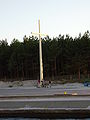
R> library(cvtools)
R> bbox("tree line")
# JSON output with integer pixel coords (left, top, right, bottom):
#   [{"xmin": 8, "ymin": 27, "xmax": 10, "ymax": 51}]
[{"xmin": 0, "ymin": 31, "xmax": 90, "ymax": 81}]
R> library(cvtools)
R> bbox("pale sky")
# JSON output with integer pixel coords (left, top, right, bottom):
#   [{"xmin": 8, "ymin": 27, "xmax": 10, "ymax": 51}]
[{"xmin": 0, "ymin": 0, "xmax": 90, "ymax": 44}]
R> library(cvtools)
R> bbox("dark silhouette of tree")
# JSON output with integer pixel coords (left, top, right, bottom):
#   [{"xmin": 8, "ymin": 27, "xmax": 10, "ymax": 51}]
[{"xmin": 0, "ymin": 31, "xmax": 90, "ymax": 81}]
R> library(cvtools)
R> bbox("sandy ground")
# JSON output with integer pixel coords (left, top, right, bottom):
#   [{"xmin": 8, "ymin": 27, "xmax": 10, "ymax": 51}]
[
  {"xmin": 0, "ymin": 80, "xmax": 85, "ymax": 89},
  {"xmin": 0, "ymin": 80, "xmax": 37, "ymax": 88}
]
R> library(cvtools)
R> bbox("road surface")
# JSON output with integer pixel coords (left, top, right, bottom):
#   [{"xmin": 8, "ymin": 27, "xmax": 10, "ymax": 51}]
[
  {"xmin": 0, "ymin": 85, "xmax": 90, "ymax": 97},
  {"xmin": 0, "ymin": 85, "xmax": 89, "ymax": 109},
  {"xmin": 0, "ymin": 84, "xmax": 90, "ymax": 118}
]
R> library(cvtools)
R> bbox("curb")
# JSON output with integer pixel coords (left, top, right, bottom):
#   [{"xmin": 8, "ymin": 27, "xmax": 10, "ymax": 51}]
[{"xmin": 0, "ymin": 94, "xmax": 90, "ymax": 99}]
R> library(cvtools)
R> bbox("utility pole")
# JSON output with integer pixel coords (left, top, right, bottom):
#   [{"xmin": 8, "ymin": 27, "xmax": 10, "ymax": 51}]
[{"xmin": 31, "ymin": 19, "xmax": 47, "ymax": 87}]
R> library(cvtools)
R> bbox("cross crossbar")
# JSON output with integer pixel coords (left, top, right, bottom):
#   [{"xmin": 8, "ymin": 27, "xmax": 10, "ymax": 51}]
[{"xmin": 31, "ymin": 32, "xmax": 48, "ymax": 37}]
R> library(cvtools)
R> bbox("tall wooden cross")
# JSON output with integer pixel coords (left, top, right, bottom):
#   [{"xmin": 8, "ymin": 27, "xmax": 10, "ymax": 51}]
[{"xmin": 31, "ymin": 19, "xmax": 47, "ymax": 87}]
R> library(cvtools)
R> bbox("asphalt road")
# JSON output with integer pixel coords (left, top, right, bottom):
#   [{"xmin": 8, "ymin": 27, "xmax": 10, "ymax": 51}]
[
  {"xmin": 0, "ymin": 86, "xmax": 90, "ymax": 96},
  {"xmin": 0, "ymin": 96, "xmax": 90, "ymax": 109},
  {"xmin": 0, "ymin": 86, "xmax": 90, "ymax": 118},
  {"xmin": 0, "ymin": 86, "xmax": 89, "ymax": 109}
]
